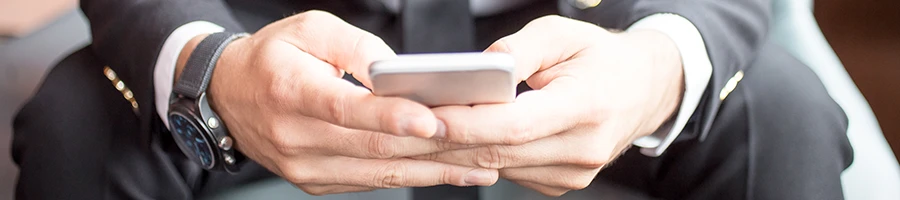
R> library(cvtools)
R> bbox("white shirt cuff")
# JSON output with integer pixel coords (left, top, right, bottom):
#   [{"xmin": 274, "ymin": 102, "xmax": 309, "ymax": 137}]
[
  {"xmin": 154, "ymin": 21, "xmax": 224, "ymax": 128},
  {"xmin": 626, "ymin": 13, "xmax": 714, "ymax": 157}
]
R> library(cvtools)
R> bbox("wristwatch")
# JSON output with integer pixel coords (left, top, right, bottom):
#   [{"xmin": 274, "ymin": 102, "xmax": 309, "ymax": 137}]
[{"xmin": 167, "ymin": 32, "xmax": 247, "ymax": 174}]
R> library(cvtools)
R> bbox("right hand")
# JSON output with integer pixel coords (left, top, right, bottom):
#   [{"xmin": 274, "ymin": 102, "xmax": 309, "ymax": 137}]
[{"xmin": 187, "ymin": 10, "xmax": 497, "ymax": 195}]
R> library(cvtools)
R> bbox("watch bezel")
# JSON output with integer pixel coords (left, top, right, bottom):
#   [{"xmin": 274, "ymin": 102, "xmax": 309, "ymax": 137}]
[{"xmin": 168, "ymin": 98, "xmax": 218, "ymax": 170}]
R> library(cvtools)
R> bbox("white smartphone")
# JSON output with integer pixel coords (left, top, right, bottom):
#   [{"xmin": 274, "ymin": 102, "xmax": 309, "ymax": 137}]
[{"xmin": 369, "ymin": 52, "xmax": 516, "ymax": 107}]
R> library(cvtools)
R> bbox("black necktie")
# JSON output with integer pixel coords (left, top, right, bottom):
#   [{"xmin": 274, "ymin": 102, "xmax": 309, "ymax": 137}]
[
  {"xmin": 403, "ymin": 1, "xmax": 480, "ymax": 199},
  {"xmin": 402, "ymin": 0, "xmax": 475, "ymax": 53}
]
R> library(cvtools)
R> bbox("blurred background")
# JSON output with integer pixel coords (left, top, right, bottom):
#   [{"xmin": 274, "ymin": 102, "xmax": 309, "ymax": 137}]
[{"xmin": 0, "ymin": 0, "xmax": 898, "ymax": 199}]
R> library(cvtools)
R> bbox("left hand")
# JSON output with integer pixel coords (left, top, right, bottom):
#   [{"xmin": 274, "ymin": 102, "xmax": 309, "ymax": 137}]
[{"xmin": 415, "ymin": 15, "xmax": 685, "ymax": 196}]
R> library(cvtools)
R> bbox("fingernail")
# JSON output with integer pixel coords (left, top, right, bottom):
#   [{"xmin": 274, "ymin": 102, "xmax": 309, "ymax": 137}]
[
  {"xmin": 432, "ymin": 119, "xmax": 447, "ymax": 139},
  {"xmin": 464, "ymin": 169, "xmax": 495, "ymax": 186}
]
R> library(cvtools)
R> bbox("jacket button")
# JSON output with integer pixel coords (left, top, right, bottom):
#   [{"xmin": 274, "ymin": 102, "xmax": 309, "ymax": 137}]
[
  {"xmin": 570, "ymin": 0, "xmax": 602, "ymax": 9},
  {"xmin": 719, "ymin": 70, "xmax": 745, "ymax": 101}
]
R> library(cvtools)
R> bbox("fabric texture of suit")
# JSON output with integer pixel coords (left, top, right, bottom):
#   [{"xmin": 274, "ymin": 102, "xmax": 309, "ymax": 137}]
[
  {"xmin": 79, "ymin": 0, "xmax": 771, "ymax": 150},
  {"xmin": 12, "ymin": 0, "xmax": 853, "ymax": 199}
]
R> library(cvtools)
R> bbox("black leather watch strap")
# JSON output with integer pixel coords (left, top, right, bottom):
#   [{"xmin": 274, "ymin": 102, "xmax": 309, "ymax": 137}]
[{"xmin": 174, "ymin": 32, "xmax": 247, "ymax": 99}]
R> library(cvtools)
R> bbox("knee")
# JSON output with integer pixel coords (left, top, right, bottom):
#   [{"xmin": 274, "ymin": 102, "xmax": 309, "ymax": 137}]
[
  {"xmin": 742, "ymin": 44, "xmax": 852, "ymax": 168},
  {"xmin": 753, "ymin": 63, "xmax": 848, "ymax": 134}
]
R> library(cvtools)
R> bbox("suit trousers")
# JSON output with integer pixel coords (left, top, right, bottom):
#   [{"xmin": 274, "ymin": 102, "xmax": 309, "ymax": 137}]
[
  {"xmin": 11, "ymin": 2, "xmax": 852, "ymax": 198},
  {"xmin": 11, "ymin": 40, "xmax": 852, "ymax": 200}
]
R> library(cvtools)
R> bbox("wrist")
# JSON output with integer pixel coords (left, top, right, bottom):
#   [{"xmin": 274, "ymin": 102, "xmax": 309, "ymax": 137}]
[
  {"xmin": 620, "ymin": 30, "xmax": 685, "ymax": 134},
  {"xmin": 175, "ymin": 34, "xmax": 210, "ymax": 82},
  {"xmin": 174, "ymin": 33, "xmax": 248, "ymax": 131},
  {"xmin": 206, "ymin": 35, "xmax": 248, "ymax": 124}
]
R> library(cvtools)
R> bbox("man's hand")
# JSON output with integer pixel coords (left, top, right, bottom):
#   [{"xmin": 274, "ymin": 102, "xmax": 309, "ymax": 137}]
[
  {"xmin": 415, "ymin": 16, "xmax": 685, "ymax": 196},
  {"xmin": 178, "ymin": 11, "xmax": 498, "ymax": 195}
]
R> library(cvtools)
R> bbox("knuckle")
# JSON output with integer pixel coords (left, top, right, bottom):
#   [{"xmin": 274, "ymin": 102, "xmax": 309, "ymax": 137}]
[
  {"xmin": 270, "ymin": 128, "xmax": 301, "ymax": 155},
  {"xmin": 355, "ymin": 32, "xmax": 381, "ymax": 48},
  {"xmin": 439, "ymin": 166, "xmax": 454, "ymax": 185},
  {"xmin": 279, "ymin": 163, "xmax": 313, "ymax": 184},
  {"xmin": 529, "ymin": 15, "xmax": 567, "ymax": 27},
  {"xmin": 263, "ymin": 72, "xmax": 297, "ymax": 106},
  {"xmin": 272, "ymin": 141, "xmax": 296, "ymax": 156},
  {"xmin": 503, "ymin": 133, "xmax": 529, "ymax": 146},
  {"xmin": 296, "ymin": 185, "xmax": 327, "ymax": 196},
  {"xmin": 582, "ymin": 105, "xmax": 610, "ymax": 126},
  {"xmin": 486, "ymin": 37, "xmax": 512, "ymax": 53},
  {"xmin": 366, "ymin": 134, "xmax": 398, "ymax": 159},
  {"xmin": 561, "ymin": 178, "xmax": 592, "ymax": 190},
  {"xmin": 579, "ymin": 137, "xmax": 619, "ymax": 168},
  {"xmin": 504, "ymin": 123, "xmax": 534, "ymax": 145},
  {"xmin": 436, "ymin": 140, "xmax": 457, "ymax": 151},
  {"xmin": 295, "ymin": 10, "xmax": 339, "ymax": 24},
  {"xmin": 422, "ymin": 152, "xmax": 439, "ymax": 162},
  {"xmin": 476, "ymin": 146, "xmax": 505, "ymax": 169},
  {"xmin": 443, "ymin": 118, "xmax": 472, "ymax": 144},
  {"xmin": 287, "ymin": 10, "xmax": 341, "ymax": 48},
  {"xmin": 254, "ymin": 39, "xmax": 279, "ymax": 57},
  {"xmin": 576, "ymin": 153, "xmax": 608, "ymax": 169},
  {"xmin": 572, "ymin": 142, "xmax": 612, "ymax": 169},
  {"xmin": 373, "ymin": 161, "xmax": 408, "ymax": 188},
  {"xmin": 377, "ymin": 107, "xmax": 406, "ymax": 135},
  {"xmin": 326, "ymin": 92, "xmax": 350, "ymax": 126}
]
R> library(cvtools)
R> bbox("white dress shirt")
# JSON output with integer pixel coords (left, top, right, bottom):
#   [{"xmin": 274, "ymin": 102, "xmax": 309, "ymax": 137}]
[{"xmin": 153, "ymin": 5, "xmax": 712, "ymax": 157}]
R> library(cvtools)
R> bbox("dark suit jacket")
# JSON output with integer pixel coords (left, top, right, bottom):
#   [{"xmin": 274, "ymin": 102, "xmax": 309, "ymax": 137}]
[{"xmin": 80, "ymin": 0, "xmax": 770, "ymax": 164}]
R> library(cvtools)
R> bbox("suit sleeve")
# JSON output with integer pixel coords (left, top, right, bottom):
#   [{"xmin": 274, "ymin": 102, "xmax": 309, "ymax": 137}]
[
  {"xmin": 568, "ymin": 0, "xmax": 771, "ymax": 140},
  {"xmin": 80, "ymin": 0, "xmax": 245, "ymax": 143}
]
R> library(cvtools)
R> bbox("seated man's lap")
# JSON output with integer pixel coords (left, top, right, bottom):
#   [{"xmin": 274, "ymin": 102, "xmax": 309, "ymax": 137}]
[{"xmin": 13, "ymin": 41, "xmax": 851, "ymax": 199}]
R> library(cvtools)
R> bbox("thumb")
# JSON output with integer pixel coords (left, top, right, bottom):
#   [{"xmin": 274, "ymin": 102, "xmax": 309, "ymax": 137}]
[
  {"xmin": 287, "ymin": 52, "xmax": 440, "ymax": 138},
  {"xmin": 484, "ymin": 15, "xmax": 598, "ymax": 87},
  {"xmin": 278, "ymin": 10, "xmax": 396, "ymax": 88},
  {"xmin": 270, "ymin": 11, "xmax": 435, "ymax": 137}
]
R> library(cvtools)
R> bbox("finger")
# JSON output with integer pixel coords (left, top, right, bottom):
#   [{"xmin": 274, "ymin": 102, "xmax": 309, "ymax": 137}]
[
  {"xmin": 297, "ymin": 157, "xmax": 498, "ymax": 188},
  {"xmin": 413, "ymin": 133, "xmax": 613, "ymax": 169},
  {"xmin": 318, "ymin": 127, "xmax": 477, "ymax": 159},
  {"xmin": 279, "ymin": 10, "xmax": 395, "ymax": 88},
  {"xmin": 296, "ymin": 184, "xmax": 375, "ymax": 196},
  {"xmin": 484, "ymin": 15, "xmax": 602, "ymax": 85},
  {"xmin": 285, "ymin": 53, "xmax": 440, "ymax": 138},
  {"xmin": 431, "ymin": 86, "xmax": 584, "ymax": 145},
  {"xmin": 502, "ymin": 166, "xmax": 602, "ymax": 191}
]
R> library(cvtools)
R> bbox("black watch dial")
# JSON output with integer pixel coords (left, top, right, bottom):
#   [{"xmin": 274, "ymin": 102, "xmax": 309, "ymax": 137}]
[{"xmin": 169, "ymin": 113, "xmax": 215, "ymax": 169}]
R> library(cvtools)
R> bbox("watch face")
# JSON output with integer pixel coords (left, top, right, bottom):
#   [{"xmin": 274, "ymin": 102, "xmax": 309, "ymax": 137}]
[{"xmin": 169, "ymin": 113, "xmax": 215, "ymax": 169}]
